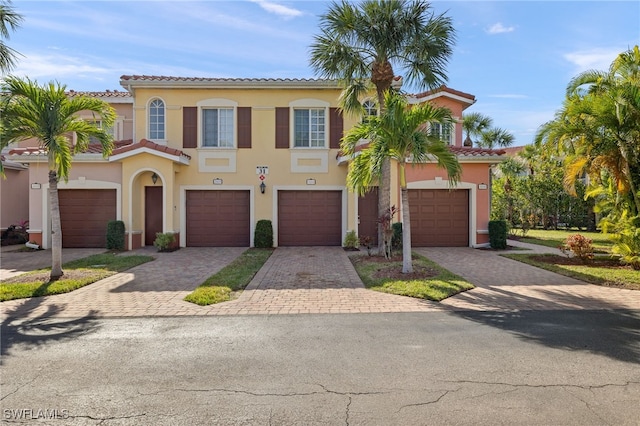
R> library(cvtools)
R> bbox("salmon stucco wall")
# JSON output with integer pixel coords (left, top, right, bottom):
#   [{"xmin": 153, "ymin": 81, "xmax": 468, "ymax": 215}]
[
  {"xmin": 402, "ymin": 162, "xmax": 493, "ymax": 246},
  {"xmin": 0, "ymin": 168, "xmax": 29, "ymax": 230}
]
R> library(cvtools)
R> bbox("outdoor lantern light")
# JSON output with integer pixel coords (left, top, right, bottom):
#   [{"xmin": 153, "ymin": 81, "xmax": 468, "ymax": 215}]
[
  {"xmin": 260, "ymin": 182, "xmax": 266, "ymax": 194},
  {"xmin": 151, "ymin": 172, "xmax": 158, "ymax": 185}
]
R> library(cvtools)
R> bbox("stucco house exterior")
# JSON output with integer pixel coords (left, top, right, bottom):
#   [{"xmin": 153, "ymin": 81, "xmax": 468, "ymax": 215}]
[{"xmin": 4, "ymin": 76, "xmax": 504, "ymax": 250}]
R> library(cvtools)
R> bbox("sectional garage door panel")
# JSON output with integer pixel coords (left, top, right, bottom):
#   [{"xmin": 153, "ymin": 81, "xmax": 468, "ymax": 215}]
[
  {"xmin": 186, "ymin": 190, "xmax": 250, "ymax": 247},
  {"xmin": 409, "ymin": 189, "xmax": 469, "ymax": 247},
  {"xmin": 278, "ymin": 191, "xmax": 342, "ymax": 246},
  {"xmin": 58, "ymin": 189, "xmax": 117, "ymax": 248}
]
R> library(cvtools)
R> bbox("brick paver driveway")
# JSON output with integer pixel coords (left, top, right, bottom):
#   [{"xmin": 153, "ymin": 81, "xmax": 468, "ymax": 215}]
[
  {"xmin": 2, "ymin": 242, "xmax": 639, "ymax": 319},
  {"xmin": 415, "ymin": 241, "xmax": 640, "ymax": 312}
]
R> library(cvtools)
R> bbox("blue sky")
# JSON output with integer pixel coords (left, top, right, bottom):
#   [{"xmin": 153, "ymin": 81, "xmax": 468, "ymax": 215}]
[{"xmin": 7, "ymin": 1, "xmax": 640, "ymax": 146}]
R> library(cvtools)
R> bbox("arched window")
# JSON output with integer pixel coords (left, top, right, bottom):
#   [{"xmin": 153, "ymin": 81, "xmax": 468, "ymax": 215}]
[
  {"xmin": 149, "ymin": 98, "xmax": 165, "ymax": 140},
  {"xmin": 362, "ymin": 99, "xmax": 377, "ymax": 122}
]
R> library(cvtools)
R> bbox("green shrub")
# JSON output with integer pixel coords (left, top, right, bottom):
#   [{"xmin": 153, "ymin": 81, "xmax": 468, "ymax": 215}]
[
  {"xmin": 106, "ymin": 220, "xmax": 125, "ymax": 250},
  {"xmin": 392, "ymin": 222, "xmax": 402, "ymax": 249},
  {"xmin": 254, "ymin": 220, "xmax": 273, "ymax": 248},
  {"xmin": 343, "ymin": 230, "xmax": 359, "ymax": 249},
  {"xmin": 153, "ymin": 232, "xmax": 177, "ymax": 252},
  {"xmin": 488, "ymin": 220, "xmax": 508, "ymax": 249}
]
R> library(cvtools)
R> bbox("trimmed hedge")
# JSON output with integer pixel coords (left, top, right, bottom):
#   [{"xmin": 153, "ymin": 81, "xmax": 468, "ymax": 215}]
[
  {"xmin": 488, "ymin": 220, "xmax": 508, "ymax": 249},
  {"xmin": 254, "ymin": 220, "xmax": 273, "ymax": 248},
  {"xmin": 106, "ymin": 220, "xmax": 125, "ymax": 250}
]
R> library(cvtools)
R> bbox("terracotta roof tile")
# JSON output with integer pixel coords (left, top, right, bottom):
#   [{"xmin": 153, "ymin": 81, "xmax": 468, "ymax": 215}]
[
  {"xmin": 412, "ymin": 85, "xmax": 475, "ymax": 102},
  {"xmin": 8, "ymin": 139, "xmax": 134, "ymax": 156},
  {"xmin": 111, "ymin": 139, "xmax": 191, "ymax": 160},
  {"xmin": 449, "ymin": 146, "xmax": 506, "ymax": 156},
  {"xmin": 67, "ymin": 89, "xmax": 131, "ymax": 98},
  {"xmin": 120, "ymin": 75, "xmax": 332, "ymax": 83},
  {"xmin": 337, "ymin": 143, "xmax": 505, "ymax": 160}
]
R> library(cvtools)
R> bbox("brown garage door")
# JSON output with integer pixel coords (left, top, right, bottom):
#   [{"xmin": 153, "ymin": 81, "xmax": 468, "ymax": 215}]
[
  {"xmin": 358, "ymin": 187, "xmax": 378, "ymax": 245},
  {"xmin": 186, "ymin": 190, "xmax": 249, "ymax": 247},
  {"xmin": 59, "ymin": 189, "xmax": 117, "ymax": 248},
  {"xmin": 409, "ymin": 189, "xmax": 469, "ymax": 247},
  {"xmin": 278, "ymin": 190, "xmax": 341, "ymax": 246}
]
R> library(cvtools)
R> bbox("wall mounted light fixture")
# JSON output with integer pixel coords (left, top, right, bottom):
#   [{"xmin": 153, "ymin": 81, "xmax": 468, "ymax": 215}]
[
  {"xmin": 151, "ymin": 172, "xmax": 158, "ymax": 185},
  {"xmin": 260, "ymin": 182, "xmax": 266, "ymax": 194},
  {"xmin": 306, "ymin": 178, "xmax": 316, "ymax": 185},
  {"xmin": 213, "ymin": 178, "xmax": 223, "ymax": 185}
]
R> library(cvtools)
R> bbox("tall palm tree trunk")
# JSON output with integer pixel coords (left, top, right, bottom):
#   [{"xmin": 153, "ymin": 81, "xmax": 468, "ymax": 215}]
[
  {"xmin": 400, "ymin": 186, "xmax": 413, "ymax": 273},
  {"xmin": 378, "ymin": 159, "xmax": 391, "ymax": 252},
  {"xmin": 49, "ymin": 170, "xmax": 64, "ymax": 280}
]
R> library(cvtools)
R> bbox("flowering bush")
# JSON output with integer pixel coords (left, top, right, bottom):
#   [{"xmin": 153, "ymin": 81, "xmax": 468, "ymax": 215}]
[{"xmin": 560, "ymin": 234, "xmax": 594, "ymax": 262}]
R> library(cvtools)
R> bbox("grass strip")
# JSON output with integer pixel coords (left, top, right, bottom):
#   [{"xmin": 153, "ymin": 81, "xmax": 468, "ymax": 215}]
[
  {"xmin": 350, "ymin": 252, "xmax": 474, "ymax": 301},
  {"xmin": 0, "ymin": 253, "xmax": 154, "ymax": 301},
  {"xmin": 504, "ymin": 253, "xmax": 640, "ymax": 290},
  {"xmin": 512, "ymin": 229, "xmax": 613, "ymax": 253},
  {"xmin": 184, "ymin": 248, "xmax": 274, "ymax": 305}
]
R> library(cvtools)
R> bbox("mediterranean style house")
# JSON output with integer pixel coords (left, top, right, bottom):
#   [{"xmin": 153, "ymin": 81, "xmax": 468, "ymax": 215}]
[{"xmin": 2, "ymin": 76, "xmax": 505, "ymax": 250}]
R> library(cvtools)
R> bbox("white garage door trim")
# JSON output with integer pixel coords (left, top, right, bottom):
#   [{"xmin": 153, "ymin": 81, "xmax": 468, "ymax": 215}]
[
  {"xmin": 407, "ymin": 180, "xmax": 477, "ymax": 247},
  {"xmin": 272, "ymin": 185, "xmax": 347, "ymax": 247},
  {"xmin": 180, "ymin": 185, "xmax": 255, "ymax": 247},
  {"xmin": 41, "ymin": 179, "xmax": 121, "ymax": 250}
]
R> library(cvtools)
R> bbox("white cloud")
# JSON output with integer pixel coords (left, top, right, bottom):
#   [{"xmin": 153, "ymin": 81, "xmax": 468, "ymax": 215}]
[
  {"xmin": 250, "ymin": 0, "xmax": 303, "ymax": 19},
  {"xmin": 486, "ymin": 22, "xmax": 515, "ymax": 34},
  {"xmin": 12, "ymin": 53, "xmax": 112, "ymax": 80},
  {"xmin": 564, "ymin": 48, "xmax": 620, "ymax": 73}
]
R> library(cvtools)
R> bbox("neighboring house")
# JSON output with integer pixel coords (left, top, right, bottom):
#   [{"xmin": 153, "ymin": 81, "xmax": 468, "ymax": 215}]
[
  {"xmin": 0, "ymin": 156, "xmax": 29, "ymax": 231},
  {"xmin": 5, "ymin": 90, "xmax": 134, "ymax": 248},
  {"xmin": 6, "ymin": 77, "xmax": 505, "ymax": 249}
]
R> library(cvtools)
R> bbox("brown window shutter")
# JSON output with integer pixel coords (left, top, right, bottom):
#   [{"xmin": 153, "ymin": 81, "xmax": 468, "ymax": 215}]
[
  {"xmin": 237, "ymin": 107, "xmax": 251, "ymax": 148},
  {"xmin": 329, "ymin": 107, "xmax": 343, "ymax": 149},
  {"xmin": 275, "ymin": 107, "xmax": 289, "ymax": 149},
  {"xmin": 183, "ymin": 107, "xmax": 197, "ymax": 148}
]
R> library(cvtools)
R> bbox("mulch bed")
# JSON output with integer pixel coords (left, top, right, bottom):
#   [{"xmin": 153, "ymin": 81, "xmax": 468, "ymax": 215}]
[
  {"xmin": 530, "ymin": 254, "xmax": 632, "ymax": 270},
  {"xmin": 352, "ymin": 255, "xmax": 439, "ymax": 280}
]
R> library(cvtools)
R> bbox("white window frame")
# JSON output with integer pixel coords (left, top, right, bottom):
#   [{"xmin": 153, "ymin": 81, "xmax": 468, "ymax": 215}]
[
  {"xmin": 362, "ymin": 99, "xmax": 378, "ymax": 122},
  {"xmin": 87, "ymin": 119, "xmax": 115, "ymax": 143},
  {"xmin": 148, "ymin": 98, "xmax": 166, "ymax": 141},
  {"xmin": 289, "ymin": 98, "xmax": 329, "ymax": 149},
  {"xmin": 197, "ymin": 98, "xmax": 237, "ymax": 149},
  {"xmin": 429, "ymin": 122, "xmax": 453, "ymax": 145}
]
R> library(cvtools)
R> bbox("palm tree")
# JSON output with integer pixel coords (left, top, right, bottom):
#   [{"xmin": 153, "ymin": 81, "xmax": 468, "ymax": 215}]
[
  {"xmin": 310, "ymin": 0, "xmax": 456, "ymax": 251},
  {"xmin": 1, "ymin": 76, "xmax": 116, "ymax": 280},
  {"xmin": 476, "ymin": 127, "xmax": 515, "ymax": 149},
  {"xmin": 462, "ymin": 112, "xmax": 493, "ymax": 147},
  {"xmin": 342, "ymin": 90, "xmax": 461, "ymax": 273},
  {"xmin": 0, "ymin": 0, "xmax": 23, "ymax": 72},
  {"xmin": 536, "ymin": 45, "xmax": 640, "ymax": 215}
]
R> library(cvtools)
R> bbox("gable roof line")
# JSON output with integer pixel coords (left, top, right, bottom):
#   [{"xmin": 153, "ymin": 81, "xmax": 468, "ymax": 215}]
[
  {"xmin": 109, "ymin": 138, "xmax": 191, "ymax": 164},
  {"xmin": 120, "ymin": 75, "xmax": 342, "ymax": 90}
]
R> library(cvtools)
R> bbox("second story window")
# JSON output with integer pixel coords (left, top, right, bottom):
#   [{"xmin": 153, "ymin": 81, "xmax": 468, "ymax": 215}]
[
  {"xmin": 149, "ymin": 99, "xmax": 165, "ymax": 140},
  {"xmin": 202, "ymin": 108, "xmax": 234, "ymax": 147},
  {"xmin": 429, "ymin": 122, "xmax": 452, "ymax": 145},
  {"xmin": 362, "ymin": 99, "xmax": 377, "ymax": 122},
  {"xmin": 294, "ymin": 108, "xmax": 325, "ymax": 148},
  {"xmin": 88, "ymin": 120, "xmax": 115, "ymax": 143}
]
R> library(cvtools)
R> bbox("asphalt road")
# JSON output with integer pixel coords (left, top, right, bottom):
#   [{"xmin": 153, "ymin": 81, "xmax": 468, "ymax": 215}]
[{"xmin": 1, "ymin": 311, "xmax": 639, "ymax": 425}]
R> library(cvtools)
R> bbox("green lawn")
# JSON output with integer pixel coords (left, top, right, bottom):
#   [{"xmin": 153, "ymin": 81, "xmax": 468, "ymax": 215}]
[
  {"xmin": 513, "ymin": 229, "xmax": 613, "ymax": 253},
  {"xmin": 349, "ymin": 253, "xmax": 473, "ymax": 301},
  {"xmin": 504, "ymin": 253, "xmax": 640, "ymax": 290},
  {"xmin": 0, "ymin": 253, "xmax": 154, "ymax": 301},
  {"xmin": 184, "ymin": 248, "xmax": 273, "ymax": 305}
]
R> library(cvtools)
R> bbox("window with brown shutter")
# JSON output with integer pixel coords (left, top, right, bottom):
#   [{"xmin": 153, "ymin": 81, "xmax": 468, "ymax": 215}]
[
  {"xmin": 237, "ymin": 107, "xmax": 251, "ymax": 148},
  {"xmin": 275, "ymin": 107, "xmax": 289, "ymax": 149},
  {"xmin": 329, "ymin": 107, "xmax": 343, "ymax": 149},
  {"xmin": 183, "ymin": 107, "xmax": 197, "ymax": 148}
]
